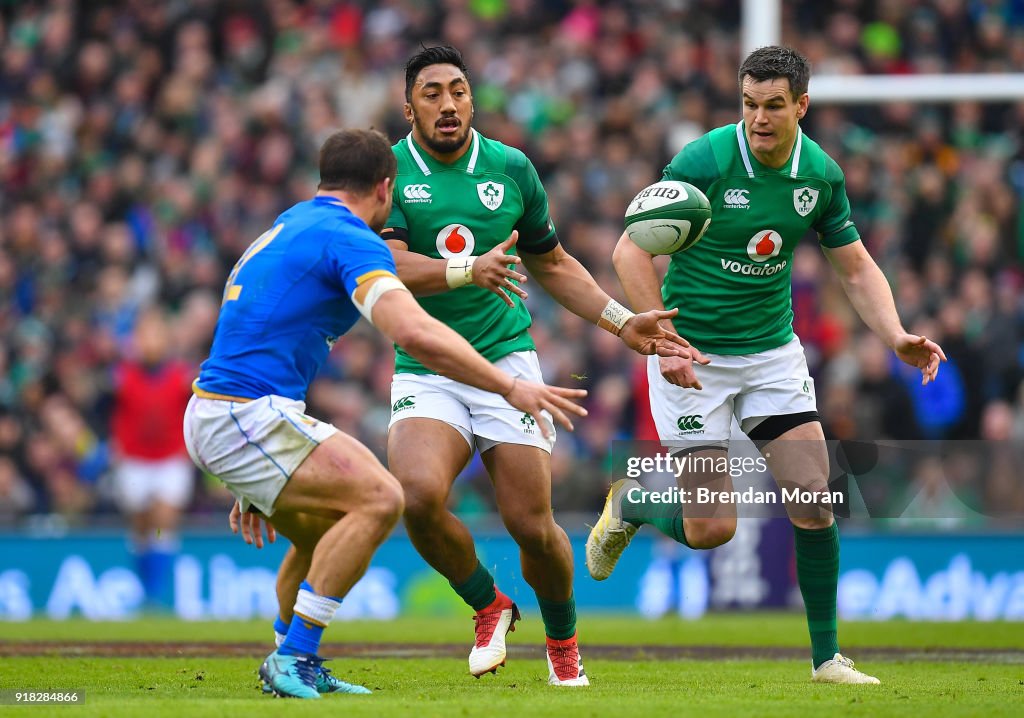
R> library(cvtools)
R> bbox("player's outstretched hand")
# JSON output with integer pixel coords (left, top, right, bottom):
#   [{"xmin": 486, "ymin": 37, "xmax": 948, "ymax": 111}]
[
  {"xmin": 473, "ymin": 230, "xmax": 527, "ymax": 308},
  {"xmin": 659, "ymin": 352, "xmax": 709, "ymax": 390},
  {"xmin": 229, "ymin": 500, "xmax": 276, "ymax": 548},
  {"xmin": 894, "ymin": 333, "xmax": 947, "ymax": 385},
  {"xmin": 503, "ymin": 378, "xmax": 587, "ymax": 438},
  {"xmin": 621, "ymin": 308, "xmax": 705, "ymax": 359}
]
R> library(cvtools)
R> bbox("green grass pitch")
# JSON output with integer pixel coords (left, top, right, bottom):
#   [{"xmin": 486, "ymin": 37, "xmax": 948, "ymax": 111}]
[{"xmin": 2, "ymin": 614, "xmax": 1022, "ymax": 717}]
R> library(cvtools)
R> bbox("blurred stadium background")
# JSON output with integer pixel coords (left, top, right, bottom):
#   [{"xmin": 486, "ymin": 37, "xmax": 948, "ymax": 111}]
[{"xmin": 1, "ymin": 0, "xmax": 1023, "ymax": 631}]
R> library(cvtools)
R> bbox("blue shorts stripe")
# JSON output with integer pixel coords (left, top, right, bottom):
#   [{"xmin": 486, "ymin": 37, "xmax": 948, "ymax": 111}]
[
  {"xmin": 269, "ymin": 396, "xmax": 321, "ymax": 448},
  {"xmin": 229, "ymin": 402, "xmax": 289, "ymax": 479}
]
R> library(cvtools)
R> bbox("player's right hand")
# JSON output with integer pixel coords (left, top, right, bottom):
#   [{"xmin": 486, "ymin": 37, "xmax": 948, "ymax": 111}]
[
  {"xmin": 229, "ymin": 499, "xmax": 276, "ymax": 549},
  {"xmin": 473, "ymin": 230, "xmax": 528, "ymax": 308},
  {"xmin": 503, "ymin": 378, "xmax": 587, "ymax": 437},
  {"xmin": 659, "ymin": 352, "xmax": 709, "ymax": 390}
]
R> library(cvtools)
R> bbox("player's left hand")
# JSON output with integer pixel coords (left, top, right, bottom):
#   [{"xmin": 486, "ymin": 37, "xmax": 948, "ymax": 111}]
[
  {"xmin": 229, "ymin": 500, "xmax": 276, "ymax": 548},
  {"xmin": 620, "ymin": 308, "xmax": 705, "ymax": 360},
  {"xmin": 893, "ymin": 333, "xmax": 947, "ymax": 385}
]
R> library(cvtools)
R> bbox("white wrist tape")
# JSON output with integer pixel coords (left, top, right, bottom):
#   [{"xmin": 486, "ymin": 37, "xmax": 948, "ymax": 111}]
[
  {"xmin": 597, "ymin": 299, "xmax": 634, "ymax": 337},
  {"xmin": 445, "ymin": 256, "xmax": 477, "ymax": 288},
  {"xmin": 353, "ymin": 276, "xmax": 409, "ymax": 324}
]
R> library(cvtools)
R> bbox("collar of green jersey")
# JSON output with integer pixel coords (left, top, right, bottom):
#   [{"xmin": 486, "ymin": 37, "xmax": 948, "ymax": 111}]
[
  {"xmin": 735, "ymin": 121, "xmax": 804, "ymax": 179},
  {"xmin": 405, "ymin": 128, "xmax": 481, "ymax": 176}
]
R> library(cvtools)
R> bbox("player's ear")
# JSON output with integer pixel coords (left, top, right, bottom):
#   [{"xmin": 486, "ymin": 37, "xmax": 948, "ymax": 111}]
[
  {"xmin": 404, "ymin": 102, "xmax": 413, "ymax": 124},
  {"xmin": 378, "ymin": 176, "xmax": 392, "ymax": 204},
  {"xmin": 797, "ymin": 93, "xmax": 809, "ymax": 119}
]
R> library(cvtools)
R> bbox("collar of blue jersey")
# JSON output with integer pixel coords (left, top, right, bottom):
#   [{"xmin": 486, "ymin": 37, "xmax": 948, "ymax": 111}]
[
  {"xmin": 735, "ymin": 121, "xmax": 803, "ymax": 180},
  {"xmin": 405, "ymin": 128, "xmax": 480, "ymax": 176},
  {"xmin": 315, "ymin": 196, "xmax": 348, "ymax": 209}
]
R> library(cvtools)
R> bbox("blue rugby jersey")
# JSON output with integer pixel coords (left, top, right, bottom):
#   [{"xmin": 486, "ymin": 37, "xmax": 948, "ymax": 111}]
[{"xmin": 195, "ymin": 196, "xmax": 397, "ymax": 402}]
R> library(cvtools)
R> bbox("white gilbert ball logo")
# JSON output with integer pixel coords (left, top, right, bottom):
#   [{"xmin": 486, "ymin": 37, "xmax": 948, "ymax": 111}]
[
  {"xmin": 747, "ymin": 230, "xmax": 782, "ymax": 262},
  {"xmin": 626, "ymin": 181, "xmax": 688, "ymax": 215},
  {"xmin": 436, "ymin": 224, "xmax": 476, "ymax": 258}
]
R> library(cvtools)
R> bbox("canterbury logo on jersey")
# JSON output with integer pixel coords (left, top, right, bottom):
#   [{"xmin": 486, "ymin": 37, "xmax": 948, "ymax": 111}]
[
  {"xmin": 403, "ymin": 184, "xmax": 432, "ymax": 202},
  {"xmin": 723, "ymin": 188, "xmax": 750, "ymax": 208},
  {"xmin": 676, "ymin": 415, "xmax": 705, "ymax": 432}
]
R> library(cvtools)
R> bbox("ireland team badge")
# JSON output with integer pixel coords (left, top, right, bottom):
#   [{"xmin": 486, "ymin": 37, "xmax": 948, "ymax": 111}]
[
  {"xmin": 477, "ymin": 181, "xmax": 505, "ymax": 211},
  {"xmin": 793, "ymin": 186, "xmax": 819, "ymax": 217}
]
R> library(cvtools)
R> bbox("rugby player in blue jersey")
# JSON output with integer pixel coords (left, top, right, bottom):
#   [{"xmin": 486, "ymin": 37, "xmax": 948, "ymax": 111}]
[{"xmin": 183, "ymin": 128, "xmax": 593, "ymax": 699}]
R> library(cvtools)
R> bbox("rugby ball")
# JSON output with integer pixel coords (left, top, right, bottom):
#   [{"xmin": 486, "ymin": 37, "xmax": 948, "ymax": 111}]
[{"xmin": 624, "ymin": 180, "xmax": 712, "ymax": 255}]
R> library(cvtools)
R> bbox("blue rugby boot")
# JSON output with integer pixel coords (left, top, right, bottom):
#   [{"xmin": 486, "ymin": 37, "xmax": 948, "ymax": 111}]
[
  {"xmin": 261, "ymin": 659, "xmax": 372, "ymax": 695},
  {"xmin": 258, "ymin": 649, "xmax": 321, "ymax": 699},
  {"xmin": 315, "ymin": 664, "xmax": 372, "ymax": 694}
]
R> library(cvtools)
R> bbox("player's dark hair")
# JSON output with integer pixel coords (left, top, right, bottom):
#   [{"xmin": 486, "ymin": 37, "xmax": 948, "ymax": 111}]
[
  {"xmin": 738, "ymin": 45, "xmax": 810, "ymax": 98},
  {"xmin": 318, "ymin": 128, "xmax": 396, "ymax": 194},
  {"xmin": 404, "ymin": 45, "xmax": 469, "ymax": 102}
]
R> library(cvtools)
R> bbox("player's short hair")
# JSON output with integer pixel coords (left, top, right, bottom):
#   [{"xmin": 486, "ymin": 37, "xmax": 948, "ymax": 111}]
[
  {"xmin": 404, "ymin": 45, "xmax": 469, "ymax": 102},
  {"xmin": 738, "ymin": 45, "xmax": 810, "ymax": 98},
  {"xmin": 318, "ymin": 128, "xmax": 396, "ymax": 194}
]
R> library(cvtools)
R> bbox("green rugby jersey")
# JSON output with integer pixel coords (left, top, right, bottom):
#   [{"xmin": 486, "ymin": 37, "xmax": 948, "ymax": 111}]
[
  {"xmin": 384, "ymin": 130, "xmax": 558, "ymax": 374},
  {"xmin": 661, "ymin": 122, "xmax": 860, "ymax": 355}
]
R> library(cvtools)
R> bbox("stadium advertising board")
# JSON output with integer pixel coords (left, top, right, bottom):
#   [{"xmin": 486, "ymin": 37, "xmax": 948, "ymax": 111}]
[{"xmin": 1, "ymin": 530, "xmax": 1021, "ymax": 621}]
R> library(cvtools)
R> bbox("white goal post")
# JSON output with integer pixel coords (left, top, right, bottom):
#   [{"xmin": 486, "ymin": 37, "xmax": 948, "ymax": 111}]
[
  {"xmin": 809, "ymin": 73, "xmax": 1024, "ymax": 104},
  {"xmin": 742, "ymin": 0, "xmax": 1024, "ymax": 103}
]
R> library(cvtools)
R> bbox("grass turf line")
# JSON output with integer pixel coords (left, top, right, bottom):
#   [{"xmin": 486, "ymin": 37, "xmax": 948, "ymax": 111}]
[
  {"xmin": 0, "ymin": 656, "xmax": 1020, "ymax": 718},
  {"xmin": 6, "ymin": 614, "xmax": 1024, "ymax": 650}
]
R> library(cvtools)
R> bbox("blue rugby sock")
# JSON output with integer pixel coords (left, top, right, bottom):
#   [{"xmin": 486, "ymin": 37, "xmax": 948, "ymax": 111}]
[
  {"xmin": 273, "ymin": 615, "xmax": 290, "ymax": 647},
  {"xmin": 278, "ymin": 580, "xmax": 341, "ymax": 657}
]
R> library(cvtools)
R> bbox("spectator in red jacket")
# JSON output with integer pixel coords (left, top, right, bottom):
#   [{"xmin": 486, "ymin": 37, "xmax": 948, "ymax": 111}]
[{"xmin": 110, "ymin": 308, "xmax": 194, "ymax": 610}]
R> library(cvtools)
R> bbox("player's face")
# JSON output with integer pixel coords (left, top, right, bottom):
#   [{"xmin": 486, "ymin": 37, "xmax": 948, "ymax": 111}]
[
  {"xmin": 741, "ymin": 77, "xmax": 808, "ymax": 168},
  {"xmin": 405, "ymin": 64, "xmax": 474, "ymax": 158}
]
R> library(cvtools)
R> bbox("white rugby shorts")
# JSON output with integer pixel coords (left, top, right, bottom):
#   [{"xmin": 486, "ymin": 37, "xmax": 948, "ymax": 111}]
[
  {"xmin": 111, "ymin": 455, "xmax": 195, "ymax": 514},
  {"xmin": 647, "ymin": 336, "xmax": 817, "ymax": 447},
  {"xmin": 183, "ymin": 394, "xmax": 338, "ymax": 515},
  {"xmin": 389, "ymin": 350, "xmax": 555, "ymax": 454}
]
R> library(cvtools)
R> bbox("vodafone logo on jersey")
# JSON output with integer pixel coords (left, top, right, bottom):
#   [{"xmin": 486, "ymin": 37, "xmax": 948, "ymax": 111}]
[
  {"xmin": 436, "ymin": 224, "xmax": 476, "ymax": 258},
  {"xmin": 746, "ymin": 229, "xmax": 783, "ymax": 262}
]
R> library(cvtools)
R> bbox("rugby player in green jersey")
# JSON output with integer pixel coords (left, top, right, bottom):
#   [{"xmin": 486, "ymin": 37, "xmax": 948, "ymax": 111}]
[
  {"xmin": 586, "ymin": 45, "xmax": 946, "ymax": 685},
  {"xmin": 380, "ymin": 45, "xmax": 695, "ymax": 686}
]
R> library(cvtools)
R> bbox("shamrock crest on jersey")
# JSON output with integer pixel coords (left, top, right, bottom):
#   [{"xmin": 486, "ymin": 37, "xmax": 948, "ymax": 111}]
[
  {"xmin": 793, "ymin": 186, "xmax": 819, "ymax": 217},
  {"xmin": 477, "ymin": 181, "xmax": 505, "ymax": 210}
]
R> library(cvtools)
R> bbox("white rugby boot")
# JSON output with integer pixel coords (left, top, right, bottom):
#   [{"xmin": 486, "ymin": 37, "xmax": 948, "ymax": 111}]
[
  {"xmin": 546, "ymin": 633, "xmax": 589, "ymax": 687},
  {"xmin": 586, "ymin": 479, "xmax": 641, "ymax": 580},
  {"xmin": 811, "ymin": 653, "xmax": 881, "ymax": 684},
  {"xmin": 468, "ymin": 590, "xmax": 520, "ymax": 677}
]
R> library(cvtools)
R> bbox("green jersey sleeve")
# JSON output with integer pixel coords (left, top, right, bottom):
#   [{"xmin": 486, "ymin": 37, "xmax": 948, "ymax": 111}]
[
  {"xmin": 661, "ymin": 134, "xmax": 719, "ymax": 196},
  {"xmin": 381, "ymin": 199, "xmax": 409, "ymax": 244},
  {"xmin": 384, "ymin": 201, "xmax": 408, "ymax": 231},
  {"xmin": 815, "ymin": 157, "xmax": 860, "ymax": 248},
  {"xmin": 506, "ymin": 148, "xmax": 558, "ymax": 254}
]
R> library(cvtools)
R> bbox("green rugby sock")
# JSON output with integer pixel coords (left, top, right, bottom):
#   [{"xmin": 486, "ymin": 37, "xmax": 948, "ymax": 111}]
[
  {"xmin": 621, "ymin": 490, "xmax": 690, "ymax": 547},
  {"xmin": 537, "ymin": 594, "xmax": 577, "ymax": 640},
  {"xmin": 794, "ymin": 522, "xmax": 841, "ymax": 668},
  {"xmin": 450, "ymin": 560, "xmax": 497, "ymax": 611}
]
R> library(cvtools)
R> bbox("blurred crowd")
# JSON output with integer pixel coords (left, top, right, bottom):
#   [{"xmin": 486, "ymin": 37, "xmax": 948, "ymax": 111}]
[{"xmin": 1, "ymin": 0, "xmax": 1023, "ymax": 527}]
